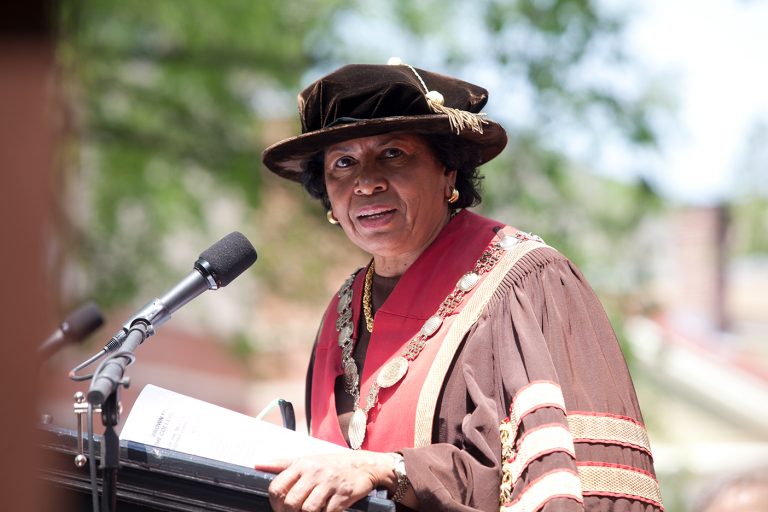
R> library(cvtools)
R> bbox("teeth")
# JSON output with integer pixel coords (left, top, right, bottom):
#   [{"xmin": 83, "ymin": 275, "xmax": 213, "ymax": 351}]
[{"xmin": 360, "ymin": 209, "xmax": 393, "ymax": 219}]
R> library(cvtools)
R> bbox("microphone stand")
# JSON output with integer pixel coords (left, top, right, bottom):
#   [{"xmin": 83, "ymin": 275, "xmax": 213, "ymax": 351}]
[
  {"xmin": 100, "ymin": 388, "xmax": 120, "ymax": 512},
  {"xmin": 87, "ymin": 321, "xmax": 150, "ymax": 512}
]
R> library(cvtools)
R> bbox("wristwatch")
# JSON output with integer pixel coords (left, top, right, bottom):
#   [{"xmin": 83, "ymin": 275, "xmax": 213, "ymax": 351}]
[{"xmin": 389, "ymin": 452, "xmax": 409, "ymax": 503}]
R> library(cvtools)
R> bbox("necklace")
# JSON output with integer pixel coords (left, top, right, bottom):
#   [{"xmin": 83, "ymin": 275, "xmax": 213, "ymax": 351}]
[
  {"xmin": 335, "ymin": 230, "xmax": 539, "ymax": 449},
  {"xmin": 362, "ymin": 262, "xmax": 375, "ymax": 332}
]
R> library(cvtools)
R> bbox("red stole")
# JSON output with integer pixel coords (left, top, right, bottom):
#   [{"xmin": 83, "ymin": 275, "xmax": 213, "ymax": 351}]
[{"xmin": 310, "ymin": 210, "xmax": 506, "ymax": 451}]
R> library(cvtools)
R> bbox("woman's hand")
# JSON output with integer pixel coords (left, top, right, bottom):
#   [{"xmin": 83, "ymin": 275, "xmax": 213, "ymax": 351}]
[{"xmin": 254, "ymin": 450, "xmax": 397, "ymax": 512}]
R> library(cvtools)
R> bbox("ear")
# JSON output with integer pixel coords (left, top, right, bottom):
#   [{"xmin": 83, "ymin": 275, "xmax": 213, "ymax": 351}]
[{"xmin": 444, "ymin": 169, "xmax": 457, "ymax": 194}]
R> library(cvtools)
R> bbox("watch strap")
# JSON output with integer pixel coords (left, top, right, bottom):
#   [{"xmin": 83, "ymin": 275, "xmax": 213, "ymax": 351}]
[{"xmin": 389, "ymin": 452, "xmax": 409, "ymax": 503}]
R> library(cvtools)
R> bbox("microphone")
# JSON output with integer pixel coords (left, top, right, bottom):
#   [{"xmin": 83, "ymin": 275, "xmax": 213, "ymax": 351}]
[
  {"xmin": 38, "ymin": 302, "xmax": 104, "ymax": 360},
  {"xmin": 101, "ymin": 231, "xmax": 257, "ymax": 352}
]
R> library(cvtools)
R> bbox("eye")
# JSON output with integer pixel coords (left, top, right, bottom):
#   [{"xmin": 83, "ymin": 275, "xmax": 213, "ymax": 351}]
[
  {"xmin": 381, "ymin": 147, "xmax": 404, "ymax": 159},
  {"xmin": 331, "ymin": 155, "xmax": 356, "ymax": 169}
]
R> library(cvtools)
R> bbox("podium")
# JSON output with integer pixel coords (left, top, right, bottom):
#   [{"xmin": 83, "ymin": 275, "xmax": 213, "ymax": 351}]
[{"xmin": 39, "ymin": 427, "xmax": 396, "ymax": 511}]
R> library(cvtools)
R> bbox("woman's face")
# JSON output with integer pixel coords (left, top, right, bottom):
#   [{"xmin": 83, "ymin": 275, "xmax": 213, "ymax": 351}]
[{"xmin": 324, "ymin": 132, "xmax": 456, "ymax": 267}]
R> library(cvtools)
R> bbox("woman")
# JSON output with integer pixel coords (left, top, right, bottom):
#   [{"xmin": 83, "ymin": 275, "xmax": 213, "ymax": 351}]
[{"xmin": 258, "ymin": 62, "xmax": 663, "ymax": 512}]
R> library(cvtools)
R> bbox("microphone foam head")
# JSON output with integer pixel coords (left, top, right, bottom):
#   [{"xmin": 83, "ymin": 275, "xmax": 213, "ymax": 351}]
[
  {"xmin": 62, "ymin": 301, "xmax": 105, "ymax": 342},
  {"xmin": 198, "ymin": 231, "xmax": 257, "ymax": 288}
]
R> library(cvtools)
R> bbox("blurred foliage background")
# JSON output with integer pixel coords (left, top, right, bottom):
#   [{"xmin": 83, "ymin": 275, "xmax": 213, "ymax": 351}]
[{"xmin": 50, "ymin": 1, "xmax": 768, "ymax": 511}]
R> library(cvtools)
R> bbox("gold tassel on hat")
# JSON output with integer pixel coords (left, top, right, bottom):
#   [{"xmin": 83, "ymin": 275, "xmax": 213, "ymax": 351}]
[
  {"xmin": 425, "ymin": 90, "xmax": 488, "ymax": 135},
  {"xmin": 388, "ymin": 57, "xmax": 488, "ymax": 135}
]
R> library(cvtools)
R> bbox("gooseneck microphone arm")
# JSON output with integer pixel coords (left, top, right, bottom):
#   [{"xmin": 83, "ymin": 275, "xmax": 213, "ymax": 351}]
[{"xmin": 86, "ymin": 323, "xmax": 146, "ymax": 406}]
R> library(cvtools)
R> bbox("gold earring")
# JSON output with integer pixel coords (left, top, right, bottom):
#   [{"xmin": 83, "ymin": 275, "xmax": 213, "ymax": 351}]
[
  {"xmin": 447, "ymin": 187, "xmax": 459, "ymax": 204},
  {"xmin": 327, "ymin": 210, "xmax": 339, "ymax": 225}
]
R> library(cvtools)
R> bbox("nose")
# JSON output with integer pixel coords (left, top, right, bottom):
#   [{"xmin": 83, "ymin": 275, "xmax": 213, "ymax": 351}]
[{"xmin": 354, "ymin": 162, "xmax": 387, "ymax": 196}]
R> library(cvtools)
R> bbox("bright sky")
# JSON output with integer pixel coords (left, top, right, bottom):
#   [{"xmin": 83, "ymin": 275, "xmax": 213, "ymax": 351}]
[{"xmin": 626, "ymin": 0, "xmax": 768, "ymax": 204}]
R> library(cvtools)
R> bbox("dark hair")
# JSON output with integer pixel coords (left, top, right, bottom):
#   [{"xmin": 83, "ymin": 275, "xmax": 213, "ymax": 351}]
[{"xmin": 300, "ymin": 133, "xmax": 484, "ymax": 211}]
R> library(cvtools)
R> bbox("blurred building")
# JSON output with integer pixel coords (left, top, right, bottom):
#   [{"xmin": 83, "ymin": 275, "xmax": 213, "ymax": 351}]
[{"xmin": 626, "ymin": 205, "xmax": 768, "ymax": 510}]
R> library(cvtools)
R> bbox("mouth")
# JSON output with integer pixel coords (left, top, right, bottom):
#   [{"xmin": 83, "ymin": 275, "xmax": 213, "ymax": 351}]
[{"xmin": 356, "ymin": 206, "xmax": 398, "ymax": 226}]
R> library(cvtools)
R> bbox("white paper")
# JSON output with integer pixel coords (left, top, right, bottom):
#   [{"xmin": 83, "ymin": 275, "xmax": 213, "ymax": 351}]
[{"xmin": 121, "ymin": 384, "xmax": 346, "ymax": 468}]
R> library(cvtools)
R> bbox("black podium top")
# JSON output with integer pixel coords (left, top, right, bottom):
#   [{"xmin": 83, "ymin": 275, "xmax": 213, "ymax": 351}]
[{"xmin": 39, "ymin": 426, "xmax": 396, "ymax": 512}]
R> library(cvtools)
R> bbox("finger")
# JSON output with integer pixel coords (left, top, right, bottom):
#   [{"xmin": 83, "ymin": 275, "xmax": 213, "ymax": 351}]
[
  {"xmin": 281, "ymin": 468, "xmax": 328, "ymax": 512},
  {"xmin": 294, "ymin": 481, "xmax": 334, "ymax": 512},
  {"xmin": 254, "ymin": 458, "xmax": 293, "ymax": 473},
  {"xmin": 268, "ymin": 465, "xmax": 302, "ymax": 512},
  {"xmin": 325, "ymin": 489, "xmax": 360, "ymax": 512}
]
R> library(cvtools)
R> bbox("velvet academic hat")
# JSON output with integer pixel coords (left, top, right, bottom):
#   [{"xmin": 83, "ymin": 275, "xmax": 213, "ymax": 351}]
[{"xmin": 262, "ymin": 61, "xmax": 507, "ymax": 181}]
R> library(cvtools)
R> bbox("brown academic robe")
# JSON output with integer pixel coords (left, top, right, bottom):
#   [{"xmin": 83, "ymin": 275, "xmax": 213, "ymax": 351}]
[{"xmin": 307, "ymin": 211, "xmax": 663, "ymax": 511}]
